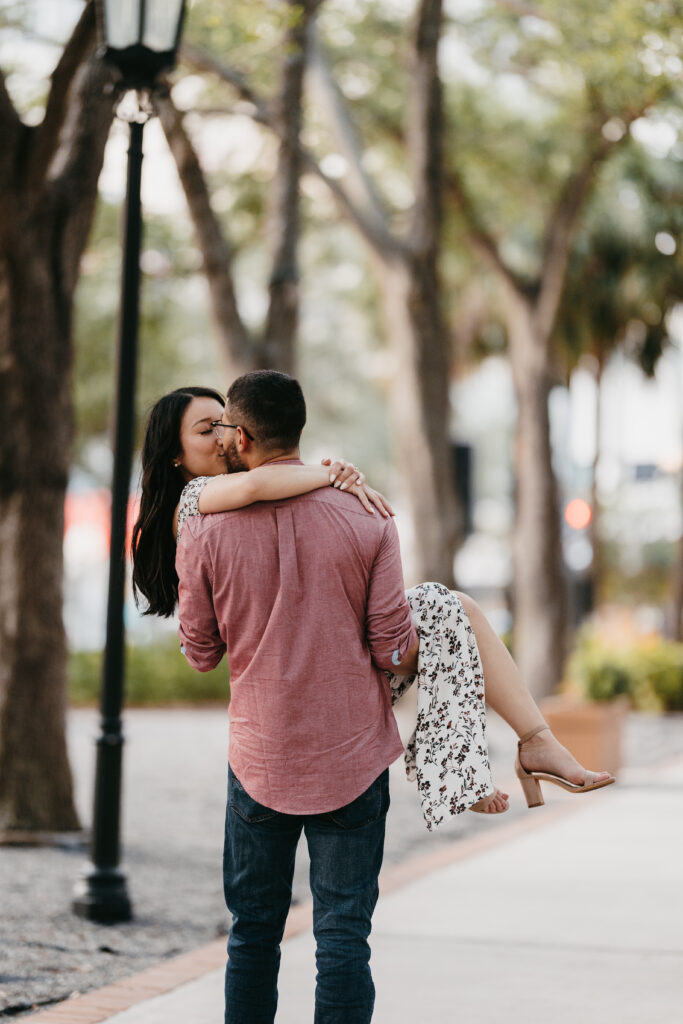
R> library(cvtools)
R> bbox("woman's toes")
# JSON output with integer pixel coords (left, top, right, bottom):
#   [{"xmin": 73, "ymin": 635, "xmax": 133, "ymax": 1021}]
[
  {"xmin": 471, "ymin": 786, "xmax": 511, "ymax": 813},
  {"xmin": 472, "ymin": 788, "xmax": 504, "ymax": 812}
]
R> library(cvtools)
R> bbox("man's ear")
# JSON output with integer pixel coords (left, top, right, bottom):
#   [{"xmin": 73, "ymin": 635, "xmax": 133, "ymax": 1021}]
[{"xmin": 236, "ymin": 427, "xmax": 250, "ymax": 453}]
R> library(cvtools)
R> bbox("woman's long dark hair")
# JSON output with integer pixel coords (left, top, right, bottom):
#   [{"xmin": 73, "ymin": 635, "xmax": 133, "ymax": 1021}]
[{"xmin": 131, "ymin": 386, "xmax": 225, "ymax": 617}]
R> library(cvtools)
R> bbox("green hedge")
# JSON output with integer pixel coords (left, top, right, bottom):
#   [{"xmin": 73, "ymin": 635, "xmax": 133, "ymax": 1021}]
[
  {"xmin": 69, "ymin": 630, "xmax": 683, "ymax": 712},
  {"xmin": 566, "ymin": 631, "xmax": 683, "ymax": 712},
  {"xmin": 68, "ymin": 637, "xmax": 230, "ymax": 706}
]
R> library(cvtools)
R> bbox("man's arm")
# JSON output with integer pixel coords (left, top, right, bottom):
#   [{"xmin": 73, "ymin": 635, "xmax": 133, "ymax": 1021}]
[
  {"xmin": 365, "ymin": 519, "xmax": 419, "ymax": 673},
  {"xmin": 176, "ymin": 526, "xmax": 226, "ymax": 672},
  {"xmin": 392, "ymin": 632, "xmax": 419, "ymax": 675}
]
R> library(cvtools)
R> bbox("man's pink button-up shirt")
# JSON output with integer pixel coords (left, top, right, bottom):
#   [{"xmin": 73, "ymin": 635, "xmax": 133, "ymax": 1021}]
[{"xmin": 176, "ymin": 470, "xmax": 416, "ymax": 815}]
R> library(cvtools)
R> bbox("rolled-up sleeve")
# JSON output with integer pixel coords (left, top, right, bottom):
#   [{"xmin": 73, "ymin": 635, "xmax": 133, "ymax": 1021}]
[
  {"xmin": 176, "ymin": 525, "xmax": 226, "ymax": 672},
  {"xmin": 365, "ymin": 519, "xmax": 417, "ymax": 671}
]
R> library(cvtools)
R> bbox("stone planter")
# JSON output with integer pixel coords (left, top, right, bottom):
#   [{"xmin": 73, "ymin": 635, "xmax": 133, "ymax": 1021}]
[{"xmin": 539, "ymin": 695, "xmax": 629, "ymax": 776}]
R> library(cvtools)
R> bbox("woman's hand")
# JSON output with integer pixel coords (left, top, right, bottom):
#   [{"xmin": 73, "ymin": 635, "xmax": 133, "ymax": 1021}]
[
  {"xmin": 321, "ymin": 459, "xmax": 394, "ymax": 518},
  {"xmin": 322, "ymin": 457, "xmax": 365, "ymax": 490},
  {"xmin": 347, "ymin": 481, "xmax": 394, "ymax": 518}
]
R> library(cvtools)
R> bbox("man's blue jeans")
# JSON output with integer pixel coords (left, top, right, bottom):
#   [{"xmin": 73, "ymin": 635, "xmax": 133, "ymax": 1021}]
[{"xmin": 223, "ymin": 764, "xmax": 390, "ymax": 1024}]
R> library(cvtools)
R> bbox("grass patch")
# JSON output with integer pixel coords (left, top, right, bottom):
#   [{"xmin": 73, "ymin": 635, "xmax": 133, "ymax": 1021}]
[{"xmin": 68, "ymin": 637, "xmax": 230, "ymax": 706}]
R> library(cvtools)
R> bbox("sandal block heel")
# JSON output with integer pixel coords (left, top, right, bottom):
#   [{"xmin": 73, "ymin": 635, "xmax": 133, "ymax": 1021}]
[
  {"xmin": 517, "ymin": 771, "xmax": 544, "ymax": 808},
  {"xmin": 515, "ymin": 722, "xmax": 616, "ymax": 808}
]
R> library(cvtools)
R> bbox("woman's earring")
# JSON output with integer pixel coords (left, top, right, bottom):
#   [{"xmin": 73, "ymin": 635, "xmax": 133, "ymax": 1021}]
[{"xmin": 173, "ymin": 461, "xmax": 181, "ymax": 468}]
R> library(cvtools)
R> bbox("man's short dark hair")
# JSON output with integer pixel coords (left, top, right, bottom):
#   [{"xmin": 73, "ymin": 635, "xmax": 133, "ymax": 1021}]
[{"xmin": 226, "ymin": 370, "xmax": 306, "ymax": 452}]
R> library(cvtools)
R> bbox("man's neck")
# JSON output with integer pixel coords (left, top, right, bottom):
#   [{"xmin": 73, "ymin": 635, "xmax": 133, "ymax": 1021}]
[{"xmin": 252, "ymin": 449, "xmax": 301, "ymax": 468}]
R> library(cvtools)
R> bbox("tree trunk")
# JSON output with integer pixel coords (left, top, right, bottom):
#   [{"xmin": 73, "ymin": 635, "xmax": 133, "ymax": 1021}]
[
  {"xmin": 306, "ymin": 15, "xmax": 459, "ymax": 582},
  {"xmin": 0, "ymin": 229, "xmax": 78, "ymax": 831},
  {"xmin": 160, "ymin": 2, "xmax": 320, "ymax": 380},
  {"xmin": 505, "ymin": 290, "xmax": 567, "ymax": 699},
  {"xmin": 261, "ymin": 0, "xmax": 318, "ymax": 374},
  {"xmin": 155, "ymin": 94, "xmax": 252, "ymax": 381},
  {"xmin": 0, "ymin": 27, "xmax": 114, "ymax": 832},
  {"xmin": 394, "ymin": 0, "xmax": 458, "ymax": 586},
  {"xmin": 378, "ymin": 257, "xmax": 458, "ymax": 585}
]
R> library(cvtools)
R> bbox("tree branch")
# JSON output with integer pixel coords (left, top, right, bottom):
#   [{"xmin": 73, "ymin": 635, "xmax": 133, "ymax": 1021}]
[
  {"xmin": 180, "ymin": 42, "xmax": 271, "ymax": 125},
  {"xmin": 535, "ymin": 99, "xmax": 650, "ymax": 340},
  {"xmin": 307, "ymin": 31, "xmax": 392, "ymax": 241},
  {"xmin": 533, "ymin": 142, "xmax": 610, "ymax": 339},
  {"xmin": 181, "ymin": 41, "xmax": 400, "ymax": 259},
  {"xmin": 409, "ymin": 0, "xmax": 444, "ymax": 256},
  {"xmin": 28, "ymin": 0, "xmax": 98, "ymax": 191},
  {"xmin": 44, "ymin": 56, "xmax": 114, "ymax": 309},
  {"xmin": 444, "ymin": 166, "xmax": 525, "ymax": 293},
  {"xmin": 154, "ymin": 91, "xmax": 252, "ymax": 375},
  {"xmin": 302, "ymin": 150, "xmax": 403, "ymax": 258},
  {"xmin": 262, "ymin": 0, "xmax": 318, "ymax": 372}
]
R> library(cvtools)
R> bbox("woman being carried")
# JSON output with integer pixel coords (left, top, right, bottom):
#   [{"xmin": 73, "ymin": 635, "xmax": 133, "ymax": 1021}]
[{"xmin": 132, "ymin": 386, "xmax": 613, "ymax": 824}]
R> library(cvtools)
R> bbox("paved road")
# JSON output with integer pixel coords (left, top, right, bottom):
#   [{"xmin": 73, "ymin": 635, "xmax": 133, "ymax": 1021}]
[
  {"xmin": 96, "ymin": 755, "xmax": 683, "ymax": 1024},
  {"xmin": 2, "ymin": 704, "xmax": 682, "ymax": 1017}
]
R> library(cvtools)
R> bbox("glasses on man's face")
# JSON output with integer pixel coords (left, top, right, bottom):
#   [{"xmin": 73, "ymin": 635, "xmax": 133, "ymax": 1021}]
[{"xmin": 210, "ymin": 420, "xmax": 255, "ymax": 442}]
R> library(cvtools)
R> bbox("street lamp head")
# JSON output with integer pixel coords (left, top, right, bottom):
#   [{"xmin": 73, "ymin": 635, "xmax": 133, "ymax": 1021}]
[{"xmin": 96, "ymin": 0, "xmax": 186, "ymax": 91}]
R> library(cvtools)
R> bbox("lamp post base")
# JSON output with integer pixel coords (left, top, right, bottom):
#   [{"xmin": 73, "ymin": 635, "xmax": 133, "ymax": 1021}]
[{"xmin": 72, "ymin": 863, "xmax": 133, "ymax": 923}]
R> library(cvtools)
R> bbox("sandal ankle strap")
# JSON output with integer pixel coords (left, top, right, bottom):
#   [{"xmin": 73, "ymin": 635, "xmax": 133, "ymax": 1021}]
[{"xmin": 518, "ymin": 723, "xmax": 549, "ymax": 747}]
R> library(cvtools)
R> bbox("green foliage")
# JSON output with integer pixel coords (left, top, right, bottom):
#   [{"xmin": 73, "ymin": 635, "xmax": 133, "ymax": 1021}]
[
  {"xmin": 599, "ymin": 552, "xmax": 674, "ymax": 606},
  {"xmin": 185, "ymin": 0, "xmax": 301, "ymax": 96},
  {"xmin": 69, "ymin": 0, "xmax": 682, "ymax": 487},
  {"xmin": 637, "ymin": 647, "xmax": 683, "ymax": 712},
  {"xmin": 68, "ymin": 637, "xmax": 230, "ymax": 706},
  {"xmin": 566, "ymin": 633, "xmax": 632, "ymax": 703},
  {"xmin": 316, "ymin": 0, "xmax": 411, "ymax": 147},
  {"xmin": 567, "ymin": 631, "xmax": 683, "ymax": 711},
  {"xmin": 558, "ymin": 142, "xmax": 683, "ymax": 375},
  {"xmin": 73, "ymin": 198, "xmax": 221, "ymax": 477},
  {"xmin": 444, "ymin": 0, "xmax": 681, "ymax": 281}
]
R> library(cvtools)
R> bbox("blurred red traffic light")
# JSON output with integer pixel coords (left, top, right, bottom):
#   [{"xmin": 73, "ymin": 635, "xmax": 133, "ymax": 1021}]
[{"xmin": 564, "ymin": 498, "xmax": 592, "ymax": 531}]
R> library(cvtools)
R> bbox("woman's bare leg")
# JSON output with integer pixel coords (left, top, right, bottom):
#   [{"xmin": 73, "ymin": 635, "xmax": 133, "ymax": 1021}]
[
  {"xmin": 456, "ymin": 592, "xmax": 612, "ymax": 788},
  {"xmin": 456, "ymin": 592, "xmax": 545, "ymax": 736}
]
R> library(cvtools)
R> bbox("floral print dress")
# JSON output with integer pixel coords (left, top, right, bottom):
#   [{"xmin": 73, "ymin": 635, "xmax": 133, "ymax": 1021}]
[
  {"xmin": 177, "ymin": 475, "xmax": 211, "ymax": 540},
  {"xmin": 387, "ymin": 582, "xmax": 493, "ymax": 830},
  {"xmin": 177, "ymin": 481, "xmax": 493, "ymax": 830}
]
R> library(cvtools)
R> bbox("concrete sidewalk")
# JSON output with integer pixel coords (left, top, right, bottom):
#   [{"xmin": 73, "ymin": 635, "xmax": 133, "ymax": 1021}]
[{"xmin": 30, "ymin": 755, "xmax": 683, "ymax": 1024}]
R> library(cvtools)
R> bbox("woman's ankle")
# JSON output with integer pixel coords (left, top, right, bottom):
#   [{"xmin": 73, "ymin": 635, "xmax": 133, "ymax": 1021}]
[{"xmin": 516, "ymin": 721, "xmax": 549, "ymax": 745}]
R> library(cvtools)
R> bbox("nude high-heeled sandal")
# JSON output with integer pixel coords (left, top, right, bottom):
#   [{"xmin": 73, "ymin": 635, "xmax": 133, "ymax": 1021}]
[{"xmin": 515, "ymin": 723, "xmax": 616, "ymax": 808}]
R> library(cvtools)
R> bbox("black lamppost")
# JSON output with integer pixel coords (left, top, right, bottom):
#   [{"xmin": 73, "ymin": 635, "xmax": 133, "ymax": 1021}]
[{"xmin": 72, "ymin": 0, "xmax": 186, "ymax": 924}]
